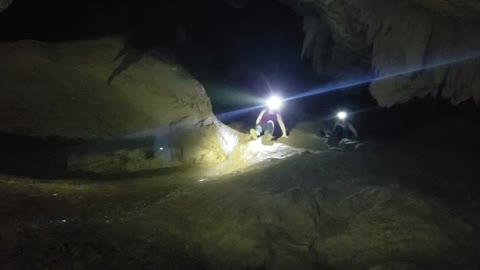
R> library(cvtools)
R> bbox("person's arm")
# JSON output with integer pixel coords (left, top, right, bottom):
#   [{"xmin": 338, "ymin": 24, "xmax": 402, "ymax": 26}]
[
  {"xmin": 277, "ymin": 113, "xmax": 288, "ymax": 138},
  {"xmin": 347, "ymin": 122, "xmax": 358, "ymax": 138},
  {"xmin": 256, "ymin": 109, "xmax": 266, "ymax": 124}
]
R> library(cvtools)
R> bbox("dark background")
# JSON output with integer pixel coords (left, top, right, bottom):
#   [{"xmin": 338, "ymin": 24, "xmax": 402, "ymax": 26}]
[
  {"xmin": 0, "ymin": 0, "xmax": 362, "ymax": 112},
  {"xmin": 1, "ymin": 0, "xmax": 478, "ymax": 137}
]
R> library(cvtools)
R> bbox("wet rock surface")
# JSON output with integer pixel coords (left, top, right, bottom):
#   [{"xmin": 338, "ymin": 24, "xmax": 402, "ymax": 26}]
[{"xmin": 1, "ymin": 119, "xmax": 479, "ymax": 269}]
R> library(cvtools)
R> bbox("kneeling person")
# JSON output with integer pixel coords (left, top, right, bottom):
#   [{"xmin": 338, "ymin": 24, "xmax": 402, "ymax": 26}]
[
  {"xmin": 250, "ymin": 107, "xmax": 288, "ymax": 145},
  {"xmin": 328, "ymin": 111, "xmax": 358, "ymax": 146}
]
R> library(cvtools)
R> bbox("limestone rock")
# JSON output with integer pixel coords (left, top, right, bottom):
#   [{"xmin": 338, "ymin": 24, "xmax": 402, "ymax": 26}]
[
  {"xmin": 286, "ymin": 0, "xmax": 480, "ymax": 106},
  {"xmin": 0, "ymin": 0, "xmax": 13, "ymax": 13},
  {"xmin": 0, "ymin": 38, "xmax": 205, "ymax": 139},
  {"xmin": 369, "ymin": 262, "xmax": 421, "ymax": 270},
  {"xmin": 0, "ymin": 38, "xmax": 241, "ymax": 173},
  {"xmin": 412, "ymin": 0, "xmax": 480, "ymax": 18},
  {"xmin": 66, "ymin": 138, "xmax": 181, "ymax": 175}
]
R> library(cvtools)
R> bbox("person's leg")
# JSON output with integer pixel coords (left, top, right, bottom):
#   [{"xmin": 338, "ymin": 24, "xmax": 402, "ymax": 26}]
[
  {"xmin": 328, "ymin": 125, "xmax": 345, "ymax": 146},
  {"xmin": 250, "ymin": 124, "xmax": 263, "ymax": 140},
  {"xmin": 265, "ymin": 121, "xmax": 275, "ymax": 136},
  {"xmin": 256, "ymin": 124, "xmax": 263, "ymax": 136},
  {"xmin": 262, "ymin": 121, "xmax": 275, "ymax": 146},
  {"xmin": 334, "ymin": 125, "xmax": 346, "ymax": 140},
  {"xmin": 345, "ymin": 129, "xmax": 353, "ymax": 139}
]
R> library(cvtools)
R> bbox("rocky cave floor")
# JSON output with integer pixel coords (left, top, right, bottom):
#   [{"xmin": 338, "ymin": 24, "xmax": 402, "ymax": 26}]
[{"xmin": 1, "ymin": 118, "xmax": 480, "ymax": 270}]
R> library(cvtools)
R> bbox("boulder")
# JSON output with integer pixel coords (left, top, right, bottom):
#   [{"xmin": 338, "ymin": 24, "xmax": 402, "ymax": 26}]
[{"xmin": 0, "ymin": 38, "xmax": 241, "ymax": 173}]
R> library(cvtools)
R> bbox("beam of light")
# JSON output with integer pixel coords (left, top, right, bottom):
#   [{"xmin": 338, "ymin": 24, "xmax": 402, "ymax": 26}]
[
  {"xmin": 115, "ymin": 52, "xmax": 480, "ymax": 138},
  {"xmin": 214, "ymin": 52, "xmax": 480, "ymax": 121},
  {"xmin": 286, "ymin": 52, "xmax": 480, "ymax": 101},
  {"xmin": 216, "ymin": 104, "xmax": 264, "ymax": 121},
  {"xmin": 216, "ymin": 94, "xmax": 283, "ymax": 121},
  {"xmin": 259, "ymin": 72, "xmax": 274, "ymax": 94}
]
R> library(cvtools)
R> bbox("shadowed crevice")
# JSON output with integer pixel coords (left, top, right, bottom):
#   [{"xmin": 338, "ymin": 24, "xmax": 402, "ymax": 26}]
[{"xmin": 108, "ymin": 43, "xmax": 144, "ymax": 85}]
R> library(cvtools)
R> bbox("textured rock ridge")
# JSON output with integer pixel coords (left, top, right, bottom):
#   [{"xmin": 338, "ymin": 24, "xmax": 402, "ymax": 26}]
[{"xmin": 287, "ymin": 0, "xmax": 480, "ymax": 106}]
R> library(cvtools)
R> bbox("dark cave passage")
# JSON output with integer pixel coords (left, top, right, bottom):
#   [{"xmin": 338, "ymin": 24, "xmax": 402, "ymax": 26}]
[
  {"xmin": 1, "ymin": 1, "xmax": 480, "ymax": 269},
  {"xmin": 5, "ymin": 0, "xmax": 475, "ymax": 130},
  {"xmin": 0, "ymin": 0, "xmax": 371, "ymax": 117},
  {"xmin": 1, "ymin": 0, "xmax": 479, "ymax": 178},
  {"xmin": 1, "ymin": 0, "xmax": 479, "ymax": 164}
]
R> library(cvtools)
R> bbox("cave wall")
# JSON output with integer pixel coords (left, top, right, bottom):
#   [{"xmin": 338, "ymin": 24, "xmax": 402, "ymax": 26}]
[
  {"xmin": 0, "ymin": 0, "xmax": 13, "ymax": 12},
  {"xmin": 3, "ymin": 0, "xmax": 479, "ymax": 107},
  {"xmin": 286, "ymin": 0, "xmax": 480, "ymax": 106},
  {"xmin": 0, "ymin": 38, "xmax": 242, "ymax": 173}
]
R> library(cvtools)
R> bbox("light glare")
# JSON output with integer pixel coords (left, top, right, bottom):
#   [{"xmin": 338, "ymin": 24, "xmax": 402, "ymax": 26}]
[
  {"xmin": 337, "ymin": 111, "xmax": 347, "ymax": 120},
  {"xmin": 266, "ymin": 96, "xmax": 282, "ymax": 110}
]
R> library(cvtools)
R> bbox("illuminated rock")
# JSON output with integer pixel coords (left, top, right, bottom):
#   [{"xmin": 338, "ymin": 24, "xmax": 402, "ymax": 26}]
[
  {"xmin": 214, "ymin": 139, "xmax": 306, "ymax": 174},
  {"xmin": 0, "ymin": 38, "xmax": 241, "ymax": 173}
]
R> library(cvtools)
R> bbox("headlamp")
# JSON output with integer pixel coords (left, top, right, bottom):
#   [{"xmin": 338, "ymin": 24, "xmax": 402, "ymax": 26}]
[
  {"xmin": 266, "ymin": 96, "xmax": 282, "ymax": 110},
  {"xmin": 337, "ymin": 111, "xmax": 347, "ymax": 120}
]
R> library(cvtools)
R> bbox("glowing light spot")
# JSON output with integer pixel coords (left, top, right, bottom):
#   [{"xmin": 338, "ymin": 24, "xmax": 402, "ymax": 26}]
[
  {"xmin": 337, "ymin": 111, "xmax": 347, "ymax": 120},
  {"xmin": 266, "ymin": 95, "xmax": 282, "ymax": 110},
  {"xmin": 213, "ymin": 53, "xmax": 480, "ymax": 122}
]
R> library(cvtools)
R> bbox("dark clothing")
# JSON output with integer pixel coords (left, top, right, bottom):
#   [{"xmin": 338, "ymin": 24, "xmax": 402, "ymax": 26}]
[
  {"xmin": 255, "ymin": 121, "xmax": 275, "ymax": 136},
  {"xmin": 260, "ymin": 111, "xmax": 277, "ymax": 125},
  {"xmin": 328, "ymin": 125, "xmax": 353, "ymax": 146},
  {"xmin": 334, "ymin": 124, "xmax": 354, "ymax": 139}
]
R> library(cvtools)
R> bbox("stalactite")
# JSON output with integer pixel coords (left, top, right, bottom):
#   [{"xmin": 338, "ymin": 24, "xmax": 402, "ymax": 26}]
[
  {"xmin": 301, "ymin": 15, "xmax": 331, "ymax": 74},
  {"xmin": 290, "ymin": 0, "xmax": 480, "ymax": 106}
]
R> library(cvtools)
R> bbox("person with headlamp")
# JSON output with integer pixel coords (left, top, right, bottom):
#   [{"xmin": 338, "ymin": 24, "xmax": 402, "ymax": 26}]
[
  {"xmin": 329, "ymin": 111, "xmax": 358, "ymax": 145},
  {"xmin": 249, "ymin": 96, "xmax": 288, "ymax": 145}
]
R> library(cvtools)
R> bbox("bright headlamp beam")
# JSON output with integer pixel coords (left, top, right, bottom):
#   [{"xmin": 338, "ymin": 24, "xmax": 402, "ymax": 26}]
[
  {"xmin": 266, "ymin": 96, "xmax": 282, "ymax": 110},
  {"xmin": 216, "ymin": 105, "xmax": 263, "ymax": 121},
  {"xmin": 215, "ymin": 52, "xmax": 480, "ymax": 121},
  {"xmin": 337, "ymin": 111, "xmax": 347, "ymax": 120},
  {"xmin": 286, "ymin": 52, "xmax": 480, "ymax": 101}
]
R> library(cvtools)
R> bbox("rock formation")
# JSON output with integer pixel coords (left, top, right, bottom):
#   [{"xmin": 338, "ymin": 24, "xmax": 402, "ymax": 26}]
[
  {"xmin": 285, "ymin": 0, "xmax": 480, "ymax": 106},
  {"xmin": 0, "ymin": 0, "xmax": 13, "ymax": 13},
  {"xmin": 0, "ymin": 38, "xmax": 241, "ymax": 173}
]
